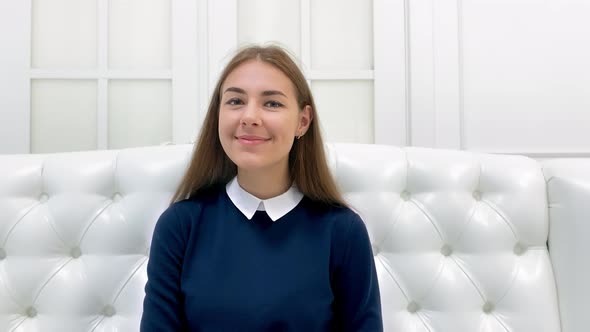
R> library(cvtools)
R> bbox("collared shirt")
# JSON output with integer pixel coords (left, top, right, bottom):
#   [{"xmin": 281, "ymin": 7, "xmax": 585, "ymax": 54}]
[
  {"xmin": 225, "ymin": 176, "xmax": 304, "ymax": 222},
  {"xmin": 142, "ymin": 184, "xmax": 384, "ymax": 331}
]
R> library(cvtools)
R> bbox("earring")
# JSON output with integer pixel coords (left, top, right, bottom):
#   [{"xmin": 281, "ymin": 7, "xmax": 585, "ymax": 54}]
[{"xmin": 296, "ymin": 134, "xmax": 302, "ymax": 140}]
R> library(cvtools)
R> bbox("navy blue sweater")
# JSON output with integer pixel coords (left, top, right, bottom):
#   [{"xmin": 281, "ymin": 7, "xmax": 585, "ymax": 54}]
[{"xmin": 141, "ymin": 186, "xmax": 382, "ymax": 331}]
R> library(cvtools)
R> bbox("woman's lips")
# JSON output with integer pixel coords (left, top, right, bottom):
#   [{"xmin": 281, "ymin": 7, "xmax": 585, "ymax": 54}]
[{"xmin": 236, "ymin": 135, "xmax": 270, "ymax": 146}]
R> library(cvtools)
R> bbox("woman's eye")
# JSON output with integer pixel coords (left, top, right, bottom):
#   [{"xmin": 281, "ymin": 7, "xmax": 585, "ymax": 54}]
[
  {"xmin": 226, "ymin": 98, "xmax": 243, "ymax": 106},
  {"xmin": 265, "ymin": 100, "xmax": 284, "ymax": 108}
]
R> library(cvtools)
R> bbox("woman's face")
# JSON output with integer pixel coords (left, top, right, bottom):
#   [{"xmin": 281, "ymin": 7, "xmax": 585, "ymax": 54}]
[{"xmin": 218, "ymin": 60, "xmax": 311, "ymax": 173}]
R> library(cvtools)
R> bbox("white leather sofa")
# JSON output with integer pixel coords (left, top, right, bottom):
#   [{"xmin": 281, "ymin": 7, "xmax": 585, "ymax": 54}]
[{"xmin": 0, "ymin": 143, "xmax": 588, "ymax": 332}]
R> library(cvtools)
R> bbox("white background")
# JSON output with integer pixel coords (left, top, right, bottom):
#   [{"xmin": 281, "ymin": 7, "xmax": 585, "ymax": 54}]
[{"xmin": 0, "ymin": 0, "xmax": 589, "ymax": 158}]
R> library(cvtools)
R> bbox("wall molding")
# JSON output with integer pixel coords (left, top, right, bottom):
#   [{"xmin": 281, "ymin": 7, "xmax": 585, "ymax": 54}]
[
  {"xmin": 457, "ymin": 0, "xmax": 465, "ymax": 150},
  {"xmin": 29, "ymin": 69, "xmax": 173, "ymax": 79},
  {"xmin": 373, "ymin": 0, "xmax": 408, "ymax": 146},
  {"xmin": 305, "ymin": 70, "xmax": 374, "ymax": 80},
  {"xmin": 473, "ymin": 149, "xmax": 590, "ymax": 159},
  {"xmin": 0, "ymin": 0, "xmax": 31, "ymax": 154}
]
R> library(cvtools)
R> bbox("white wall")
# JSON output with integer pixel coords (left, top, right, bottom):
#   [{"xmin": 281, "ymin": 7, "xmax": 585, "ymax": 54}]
[
  {"xmin": 0, "ymin": 1, "xmax": 30, "ymax": 154},
  {"xmin": 1, "ymin": 0, "xmax": 590, "ymax": 158},
  {"xmin": 407, "ymin": 0, "xmax": 590, "ymax": 158}
]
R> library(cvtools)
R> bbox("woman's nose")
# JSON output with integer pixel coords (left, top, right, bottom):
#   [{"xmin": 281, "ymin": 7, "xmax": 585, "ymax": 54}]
[{"xmin": 241, "ymin": 103, "xmax": 261, "ymax": 126}]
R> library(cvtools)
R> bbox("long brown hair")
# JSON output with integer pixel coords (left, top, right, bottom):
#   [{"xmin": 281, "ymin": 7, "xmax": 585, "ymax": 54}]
[{"xmin": 171, "ymin": 45, "xmax": 347, "ymax": 207}]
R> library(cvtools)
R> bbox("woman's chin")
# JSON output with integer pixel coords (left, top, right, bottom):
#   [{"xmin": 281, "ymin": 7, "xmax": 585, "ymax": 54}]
[
  {"xmin": 228, "ymin": 152, "xmax": 288, "ymax": 174},
  {"xmin": 232, "ymin": 158, "xmax": 268, "ymax": 172}
]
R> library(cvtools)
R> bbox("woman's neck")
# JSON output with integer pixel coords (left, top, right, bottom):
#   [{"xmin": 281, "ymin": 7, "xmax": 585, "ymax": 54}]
[{"xmin": 237, "ymin": 165, "xmax": 291, "ymax": 200}]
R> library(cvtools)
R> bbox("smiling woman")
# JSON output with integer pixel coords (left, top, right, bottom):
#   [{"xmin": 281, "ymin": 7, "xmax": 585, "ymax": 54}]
[
  {"xmin": 140, "ymin": 45, "xmax": 383, "ymax": 332},
  {"xmin": 218, "ymin": 59, "xmax": 312, "ymax": 199}
]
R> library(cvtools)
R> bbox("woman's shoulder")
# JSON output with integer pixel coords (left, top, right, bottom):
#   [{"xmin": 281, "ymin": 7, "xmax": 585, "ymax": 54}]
[
  {"xmin": 304, "ymin": 198, "xmax": 359, "ymax": 218},
  {"xmin": 155, "ymin": 185, "xmax": 225, "ymax": 233},
  {"xmin": 305, "ymin": 200, "xmax": 373, "ymax": 267},
  {"xmin": 173, "ymin": 184, "xmax": 225, "ymax": 211},
  {"xmin": 303, "ymin": 198, "xmax": 365, "ymax": 232}
]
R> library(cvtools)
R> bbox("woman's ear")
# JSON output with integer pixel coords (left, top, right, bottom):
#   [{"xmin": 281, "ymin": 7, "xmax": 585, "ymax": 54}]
[{"xmin": 298, "ymin": 105, "xmax": 313, "ymax": 136}]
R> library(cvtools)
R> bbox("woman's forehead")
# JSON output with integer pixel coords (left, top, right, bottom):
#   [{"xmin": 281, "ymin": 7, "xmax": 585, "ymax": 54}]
[{"xmin": 222, "ymin": 60, "xmax": 296, "ymax": 97}]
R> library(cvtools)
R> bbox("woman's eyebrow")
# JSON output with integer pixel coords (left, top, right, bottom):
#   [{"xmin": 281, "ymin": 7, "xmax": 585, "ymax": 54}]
[
  {"xmin": 223, "ymin": 87, "xmax": 246, "ymax": 94},
  {"xmin": 261, "ymin": 90, "xmax": 287, "ymax": 97},
  {"xmin": 223, "ymin": 87, "xmax": 287, "ymax": 98}
]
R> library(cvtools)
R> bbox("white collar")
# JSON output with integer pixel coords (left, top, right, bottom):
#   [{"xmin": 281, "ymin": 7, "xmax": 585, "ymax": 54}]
[{"xmin": 225, "ymin": 176, "xmax": 304, "ymax": 222}]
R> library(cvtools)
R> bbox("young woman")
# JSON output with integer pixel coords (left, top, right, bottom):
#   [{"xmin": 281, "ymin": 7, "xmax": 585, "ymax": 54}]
[{"xmin": 140, "ymin": 45, "xmax": 382, "ymax": 331}]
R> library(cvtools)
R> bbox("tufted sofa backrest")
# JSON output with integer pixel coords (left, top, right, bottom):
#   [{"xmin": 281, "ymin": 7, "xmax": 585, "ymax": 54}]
[
  {"xmin": 327, "ymin": 144, "xmax": 561, "ymax": 331},
  {"xmin": 0, "ymin": 144, "xmax": 562, "ymax": 331}
]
